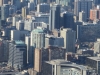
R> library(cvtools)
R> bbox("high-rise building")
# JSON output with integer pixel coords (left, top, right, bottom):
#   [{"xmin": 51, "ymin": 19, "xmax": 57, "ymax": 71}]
[
  {"xmin": 25, "ymin": 35, "xmax": 30, "ymax": 64},
  {"xmin": 0, "ymin": 40, "xmax": 9, "ymax": 62},
  {"xmin": 22, "ymin": 7, "xmax": 29, "ymax": 19},
  {"xmin": 37, "ymin": 3, "xmax": 50, "ymax": 13},
  {"xmin": 8, "ymin": 41, "xmax": 27, "ymax": 69},
  {"xmin": 1, "ymin": 4, "xmax": 9, "ymax": 20},
  {"xmin": 60, "ymin": 12, "xmax": 75, "ymax": 29},
  {"xmin": 45, "ymin": 35, "xmax": 64, "ymax": 48},
  {"xmin": 79, "ymin": 11, "xmax": 86, "ymax": 22},
  {"xmin": 12, "ymin": 15, "xmax": 22, "ymax": 26},
  {"xmin": 60, "ymin": 28, "xmax": 76, "ymax": 53},
  {"xmin": 49, "ymin": 4, "xmax": 61, "ymax": 30},
  {"xmin": 94, "ymin": 39, "xmax": 100, "ymax": 54},
  {"xmin": 0, "ymin": 0, "xmax": 8, "ymax": 6},
  {"xmin": 0, "ymin": 0, "xmax": 3, "ymax": 6},
  {"xmin": 28, "ymin": 2, "xmax": 35, "ymax": 11},
  {"xmin": 74, "ymin": 0, "xmax": 92, "ymax": 19},
  {"xmin": 16, "ymin": 20, "xmax": 24, "ymax": 30},
  {"xmin": 90, "ymin": 9, "xmax": 100, "ymax": 21},
  {"xmin": 31, "ymin": 28, "xmax": 45, "ymax": 48}
]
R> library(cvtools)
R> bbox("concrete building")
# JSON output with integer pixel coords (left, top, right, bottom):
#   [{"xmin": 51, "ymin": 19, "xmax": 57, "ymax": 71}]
[
  {"xmin": 74, "ymin": 0, "xmax": 92, "ymax": 19},
  {"xmin": 79, "ymin": 11, "xmax": 86, "ymax": 22},
  {"xmin": 30, "ymin": 28, "xmax": 45, "ymax": 48},
  {"xmin": 49, "ymin": 4, "xmax": 61, "ymax": 30},
  {"xmin": 86, "ymin": 57, "xmax": 100, "ymax": 74},
  {"xmin": 90, "ymin": 9, "xmax": 100, "ymax": 21},
  {"xmin": 41, "ymin": 59, "xmax": 88, "ymax": 75},
  {"xmin": 60, "ymin": 28, "xmax": 76, "ymax": 53},
  {"xmin": 8, "ymin": 41, "xmax": 27, "ymax": 69},
  {"xmin": 37, "ymin": 3, "xmax": 50, "ymax": 13},
  {"xmin": 45, "ymin": 35, "xmax": 64, "ymax": 48}
]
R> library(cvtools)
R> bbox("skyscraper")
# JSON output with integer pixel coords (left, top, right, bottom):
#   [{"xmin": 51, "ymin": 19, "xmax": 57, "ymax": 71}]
[
  {"xmin": 60, "ymin": 28, "xmax": 76, "ymax": 53},
  {"xmin": 0, "ymin": 0, "xmax": 8, "ymax": 6},
  {"xmin": 49, "ymin": 4, "xmax": 61, "ymax": 30},
  {"xmin": 61, "ymin": 12, "xmax": 75, "ymax": 30},
  {"xmin": 8, "ymin": 41, "xmax": 27, "ymax": 69},
  {"xmin": 74, "ymin": 0, "xmax": 92, "ymax": 19},
  {"xmin": 1, "ymin": 4, "xmax": 9, "ymax": 20},
  {"xmin": 31, "ymin": 28, "xmax": 45, "ymax": 48},
  {"xmin": 22, "ymin": 7, "xmax": 29, "ymax": 19},
  {"xmin": 79, "ymin": 11, "xmax": 86, "ymax": 22}
]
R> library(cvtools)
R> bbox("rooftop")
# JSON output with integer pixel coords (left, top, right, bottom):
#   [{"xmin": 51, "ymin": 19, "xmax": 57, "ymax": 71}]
[
  {"xmin": 87, "ymin": 57, "xmax": 100, "ymax": 61},
  {"xmin": 45, "ymin": 59, "xmax": 87, "ymax": 70},
  {"xmin": 32, "ymin": 28, "xmax": 44, "ymax": 33},
  {"xmin": 15, "ymin": 41, "xmax": 25, "ymax": 45}
]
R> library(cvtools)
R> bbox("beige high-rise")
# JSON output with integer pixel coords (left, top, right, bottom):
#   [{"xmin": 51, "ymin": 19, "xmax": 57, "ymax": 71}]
[{"xmin": 60, "ymin": 28, "xmax": 76, "ymax": 53}]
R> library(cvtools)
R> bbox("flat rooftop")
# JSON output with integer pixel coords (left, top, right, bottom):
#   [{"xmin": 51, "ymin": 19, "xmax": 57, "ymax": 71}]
[
  {"xmin": 15, "ymin": 41, "xmax": 25, "ymax": 45},
  {"xmin": 45, "ymin": 59, "xmax": 87, "ymax": 70},
  {"xmin": 87, "ymin": 57, "xmax": 100, "ymax": 61}
]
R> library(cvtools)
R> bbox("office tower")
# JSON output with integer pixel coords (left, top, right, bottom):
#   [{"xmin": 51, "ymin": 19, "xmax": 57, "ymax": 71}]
[
  {"xmin": 11, "ymin": 30, "xmax": 20, "ymax": 40},
  {"xmin": 41, "ymin": 60, "xmax": 88, "ymax": 75},
  {"xmin": 49, "ymin": 4, "xmax": 61, "ymax": 30},
  {"xmin": 61, "ymin": 12, "xmax": 75, "ymax": 29},
  {"xmin": 1, "ymin": 4, "xmax": 9, "ymax": 20},
  {"xmin": 11, "ymin": 0, "xmax": 21, "ymax": 9},
  {"xmin": 9, "ymin": 5, "xmax": 17, "ymax": 16},
  {"xmin": 22, "ymin": 7, "xmax": 29, "ymax": 19},
  {"xmin": 45, "ymin": 35, "xmax": 64, "ymax": 48},
  {"xmin": 37, "ymin": 3, "xmax": 50, "ymax": 13},
  {"xmin": 90, "ymin": 9, "xmax": 100, "ymax": 21},
  {"xmin": 79, "ymin": 11, "xmax": 86, "ymax": 22},
  {"xmin": 0, "ymin": 0, "xmax": 3, "ymax": 6},
  {"xmin": 35, "ymin": 14, "xmax": 49, "ymax": 24},
  {"xmin": 12, "ymin": 15, "xmax": 22, "ymax": 26},
  {"xmin": 56, "ymin": 0, "xmax": 71, "ymax": 6},
  {"xmin": 28, "ymin": 2, "xmax": 35, "ymax": 11},
  {"xmin": 74, "ymin": 0, "xmax": 92, "ymax": 19},
  {"xmin": 8, "ymin": 41, "xmax": 27, "ymax": 69},
  {"xmin": 0, "ymin": 40, "xmax": 9, "ymax": 62},
  {"xmin": 31, "ymin": 28, "xmax": 45, "ymax": 48},
  {"xmin": 60, "ymin": 28, "xmax": 76, "ymax": 53},
  {"xmin": 93, "ymin": 0, "xmax": 100, "ymax": 5},
  {"xmin": 34, "ymin": 47, "xmax": 66, "ymax": 73},
  {"xmin": 86, "ymin": 57, "xmax": 100, "ymax": 74},
  {"xmin": 0, "ymin": 0, "xmax": 8, "ymax": 6},
  {"xmin": 16, "ymin": 20, "xmax": 24, "ymax": 30},
  {"xmin": 25, "ymin": 35, "xmax": 30, "ymax": 64}
]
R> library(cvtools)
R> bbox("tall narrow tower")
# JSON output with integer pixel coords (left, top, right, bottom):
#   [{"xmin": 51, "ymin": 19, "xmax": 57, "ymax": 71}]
[{"xmin": 49, "ymin": 4, "xmax": 61, "ymax": 30}]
